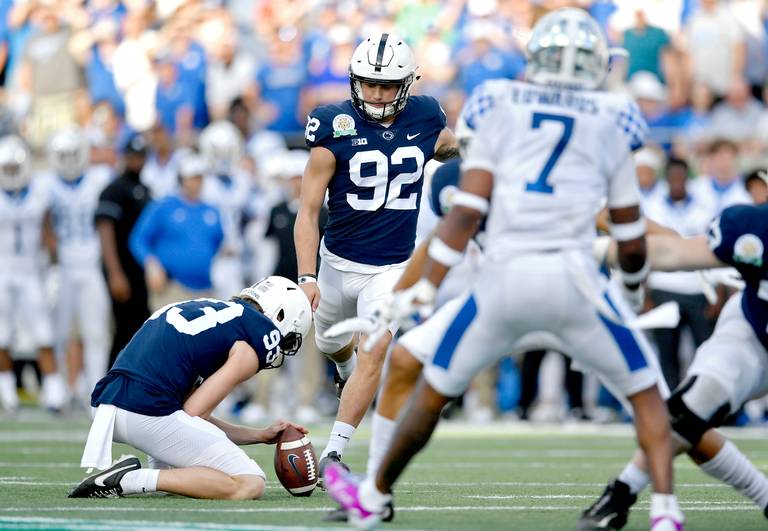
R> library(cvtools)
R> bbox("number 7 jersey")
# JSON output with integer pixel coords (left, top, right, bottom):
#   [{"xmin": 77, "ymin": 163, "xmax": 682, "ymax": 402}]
[
  {"xmin": 460, "ymin": 79, "xmax": 647, "ymax": 260},
  {"xmin": 305, "ymin": 96, "xmax": 446, "ymax": 267}
]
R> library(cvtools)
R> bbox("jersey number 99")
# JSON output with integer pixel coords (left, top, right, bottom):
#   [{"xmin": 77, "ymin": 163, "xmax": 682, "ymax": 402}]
[{"xmin": 347, "ymin": 147, "xmax": 425, "ymax": 211}]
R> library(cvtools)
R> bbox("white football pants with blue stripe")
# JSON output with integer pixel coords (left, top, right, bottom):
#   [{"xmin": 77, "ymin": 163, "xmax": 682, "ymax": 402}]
[{"xmin": 400, "ymin": 250, "xmax": 667, "ymax": 407}]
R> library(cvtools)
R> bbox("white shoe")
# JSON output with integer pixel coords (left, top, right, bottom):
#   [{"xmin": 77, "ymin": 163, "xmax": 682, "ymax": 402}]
[
  {"xmin": 40, "ymin": 373, "xmax": 67, "ymax": 410},
  {"xmin": 650, "ymin": 493, "xmax": 684, "ymax": 531},
  {"xmin": 467, "ymin": 407, "xmax": 494, "ymax": 423},
  {"xmin": 296, "ymin": 405, "xmax": 321, "ymax": 424},
  {"xmin": 0, "ymin": 371, "xmax": 19, "ymax": 412},
  {"xmin": 239, "ymin": 403, "xmax": 268, "ymax": 424}
]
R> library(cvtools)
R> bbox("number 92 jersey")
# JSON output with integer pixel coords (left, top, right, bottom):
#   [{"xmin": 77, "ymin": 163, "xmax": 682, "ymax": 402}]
[
  {"xmin": 708, "ymin": 204, "xmax": 768, "ymax": 351},
  {"xmin": 91, "ymin": 299, "xmax": 281, "ymax": 416},
  {"xmin": 305, "ymin": 96, "xmax": 446, "ymax": 266}
]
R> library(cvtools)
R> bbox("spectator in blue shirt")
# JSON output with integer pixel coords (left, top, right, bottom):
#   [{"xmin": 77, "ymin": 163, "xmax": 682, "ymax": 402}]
[
  {"xmin": 129, "ymin": 152, "xmax": 224, "ymax": 310},
  {"xmin": 154, "ymin": 49, "xmax": 194, "ymax": 140},
  {"xmin": 456, "ymin": 21, "xmax": 525, "ymax": 96},
  {"xmin": 253, "ymin": 27, "xmax": 307, "ymax": 139}
]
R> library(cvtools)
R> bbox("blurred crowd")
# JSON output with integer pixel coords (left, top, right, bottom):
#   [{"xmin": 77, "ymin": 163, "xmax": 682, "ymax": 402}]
[{"xmin": 1, "ymin": 0, "xmax": 768, "ymax": 424}]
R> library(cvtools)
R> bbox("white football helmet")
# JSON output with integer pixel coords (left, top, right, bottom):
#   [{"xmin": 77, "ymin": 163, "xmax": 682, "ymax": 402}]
[
  {"xmin": 0, "ymin": 135, "xmax": 31, "ymax": 192},
  {"xmin": 238, "ymin": 276, "xmax": 312, "ymax": 368},
  {"xmin": 47, "ymin": 128, "xmax": 89, "ymax": 181},
  {"xmin": 199, "ymin": 120, "xmax": 244, "ymax": 175},
  {"xmin": 525, "ymin": 8, "xmax": 609, "ymax": 91},
  {"xmin": 349, "ymin": 32, "xmax": 417, "ymax": 121}
]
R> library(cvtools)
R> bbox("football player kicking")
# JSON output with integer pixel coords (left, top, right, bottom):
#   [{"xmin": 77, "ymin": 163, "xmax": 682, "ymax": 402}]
[
  {"xmin": 578, "ymin": 203, "xmax": 768, "ymax": 529},
  {"xmin": 294, "ymin": 32, "xmax": 457, "ymax": 477},
  {"xmin": 324, "ymin": 9, "xmax": 683, "ymax": 531},
  {"xmin": 68, "ymin": 276, "xmax": 311, "ymax": 500}
]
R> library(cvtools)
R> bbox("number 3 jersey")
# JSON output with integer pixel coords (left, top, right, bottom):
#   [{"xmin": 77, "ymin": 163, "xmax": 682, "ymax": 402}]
[
  {"xmin": 708, "ymin": 204, "xmax": 768, "ymax": 351},
  {"xmin": 460, "ymin": 79, "xmax": 647, "ymax": 261},
  {"xmin": 305, "ymin": 96, "xmax": 446, "ymax": 268},
  {"xmin": 91, "ymin": 299, "xmax": 280, "ymax": 416}
]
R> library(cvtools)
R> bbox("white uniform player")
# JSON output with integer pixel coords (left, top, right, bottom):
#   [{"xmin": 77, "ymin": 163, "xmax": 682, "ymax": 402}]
[
  {"xmin": 47, "ymin": 129, "xmax": 113, "ymax": 403},
  {"xmin": 200, "ymin": 121, "xmax": 252, "ymax": 299},
  {"xmin": 323, "ymin": 10, "xmax": 682, "ymax": 531},
  {"xmin": 0, "ymin": 135, "xmax": 65, "ymax": 411}
]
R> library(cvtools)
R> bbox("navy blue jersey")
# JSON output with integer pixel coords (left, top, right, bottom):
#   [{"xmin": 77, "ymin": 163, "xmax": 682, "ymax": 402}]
[
  {"xmin": 305, "ymin": 96, "xmax": 446, "ymax": 265},
  {"xmin": 708, "ymin": 204, "xmax": 768, "ymax": 351},
  {"xmin": 429, "ymin": 158, "xmax": 487, "ymax": 237},
  {"xmin": 91, "ymin": 299, "xmax": 280, "ymax": 416}
]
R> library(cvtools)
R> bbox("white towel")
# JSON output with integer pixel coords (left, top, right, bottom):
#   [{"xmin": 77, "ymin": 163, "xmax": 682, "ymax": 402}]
[{"xmin": 80, "ymin": 404, "xmax": 117, "ymax": 470}]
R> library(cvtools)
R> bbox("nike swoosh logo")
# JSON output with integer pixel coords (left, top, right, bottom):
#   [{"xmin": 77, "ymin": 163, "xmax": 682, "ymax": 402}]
[
  {"xmin": 406, "ymin": 133, "xmax": 421, "ymax": 140},
  {"xmin": 94, "ymin": 464, "xmax": 135, "ymax": 487},
  {"xmin": 287, "ymin": 454, "xmax": 303, "ymax": 478}
]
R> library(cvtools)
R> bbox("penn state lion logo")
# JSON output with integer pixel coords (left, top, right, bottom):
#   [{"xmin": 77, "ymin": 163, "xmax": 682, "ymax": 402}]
[
  {"xmin": 734, "ymin": 234, "xmax": 764, "ymax": 267},
  {"xmin": 332, "ymin": 114, "xmax": 357, "ymax": 138}
]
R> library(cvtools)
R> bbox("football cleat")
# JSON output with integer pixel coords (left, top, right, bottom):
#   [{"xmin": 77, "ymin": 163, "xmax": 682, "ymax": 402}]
[
  {"xmin": 318, "ymin": 451, "xmax": 349, "ymax": 490},
  {"xmin": 577, "ymin": 479, "xmax": 637, "ymax": 530},
  {"xmin": 68, "ymin": 455, "xmax": 141, "ymax": 498},
  {"xmin": 324, "ymin": 463, "xmax": 386, "ymax": 530},
  {"xmin": 322, "ymin": 502, "xmax": 395, "ymax": 523}
]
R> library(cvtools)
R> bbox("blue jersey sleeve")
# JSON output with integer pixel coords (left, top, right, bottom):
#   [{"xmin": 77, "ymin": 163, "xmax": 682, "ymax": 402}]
[
  {"xmin": 429, "ymin": 158, "xmax": 461, "ymax": 217},
  {"xmin": 304, "ymin": 104, "xmax": 342, "ymax": 149},
  {"xmin": 420, "ymin": 95, "xmax": 447, "ymax": 131},
  {"xmin": 129, "ymin": 199, "xmax": 163, "ymax": 266},
  {"xmin": 239, "ymin": 306, "xmax": 284, "ymax": 371},
  {"xmin": 707, "ymin": 205, "xmax": 768, "ymax": 270}
]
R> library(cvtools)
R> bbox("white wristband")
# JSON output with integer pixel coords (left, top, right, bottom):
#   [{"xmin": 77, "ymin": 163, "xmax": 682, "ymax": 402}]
[
  {"xmin": 428, "ymin": 237, "xmax": 464, "ymax": 267},
  {"xmin": 608, "ymin": 218, "xmax": 646, "ymax": 242},
  {"xmin": 452, "ymin": 191, "xmax": 489, "ymax": 215},
  {"xmin": 620, "ymin": 259, "xmax": 651, "ymax": 285},
  {"xmin": 298, "ymin": 275, "xmax": 317, "ymax": 285}
]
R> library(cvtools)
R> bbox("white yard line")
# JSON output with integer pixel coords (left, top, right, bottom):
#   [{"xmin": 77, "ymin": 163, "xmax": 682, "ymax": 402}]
[
  {"xmin": 0, "ymin": 478, "xmax": 735, "ymax": 490},
  {"xmin": 0, "ymin": 516, "xmax": 393, "ymax": 531},
  {"xmin": 0, "ymin": 504, "xmax": 760, "ymax": 514}
]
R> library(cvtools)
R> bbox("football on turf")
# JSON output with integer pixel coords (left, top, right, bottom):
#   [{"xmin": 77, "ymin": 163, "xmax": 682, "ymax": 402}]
[{"xmin": 274, "ymin": 426, "xmax": 318, "ymax": 496}]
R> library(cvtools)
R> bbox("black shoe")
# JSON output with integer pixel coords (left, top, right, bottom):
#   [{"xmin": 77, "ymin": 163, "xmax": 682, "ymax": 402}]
[
  {"xmin": 68, "ymin": 455, "xmax": 141, "ymax": 498},
  {"xmin": 322, "ymin": 502, "xmax": 395, "ymax": 523},
  {"xmin": 333, "ymin": 370, "xmax": 346, "ymax": 400},
  {"xmin": 577, "ymin": 479, "xmax": 636, "ymax": 530},
  {"xmin": 317, "ymin": 451, "xmax": 349, "ymax": 490}
]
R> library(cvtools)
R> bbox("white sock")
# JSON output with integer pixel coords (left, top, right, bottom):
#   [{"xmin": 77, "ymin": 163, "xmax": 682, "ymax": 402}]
[
  {"xmin": 618, "ymin": 461, "xmax": 651, "ymax": 495},
  {"xmin": 0, "ymin": 371, "xmax": 18, "ymax": 410},
  {"xmin": 700, "ymin": 440, "xmax": 768, "ymax": 511},
  {"xmin": 321, "ymin": 421, "xmax": 356, "ymax": 460},
  {"xmin": 650, "ymin": 493, "xmax": 683, "ymax": 527},
  {"xmin": 335, "ymin": 352, "xmax": 357, "ymax": 380},
  {"xmin": 359, "ymin": 476, "xmax": 391, "ymax": 513},
  {"xmin": 120, "ymin": 469, "xmax": 160, "ymax": 494},
  {"xmin": 366, "ymin": 412, "xmax": 396, "ymax": 476}
]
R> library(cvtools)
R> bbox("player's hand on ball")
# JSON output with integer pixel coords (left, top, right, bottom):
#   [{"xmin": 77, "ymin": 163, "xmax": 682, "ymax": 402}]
[
  {"xmin": 259, "ymin": 419, "xmax": 309, "ymax": 444},
  {"xmin": 300, "ymin": 282, "xmax": 321, "ymax": 312}
]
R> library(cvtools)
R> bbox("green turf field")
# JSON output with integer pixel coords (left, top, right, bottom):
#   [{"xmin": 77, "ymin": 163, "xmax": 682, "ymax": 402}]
[{"xmin": 0, "ymin": 413, "xmax": 766, "ymax": 530}]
